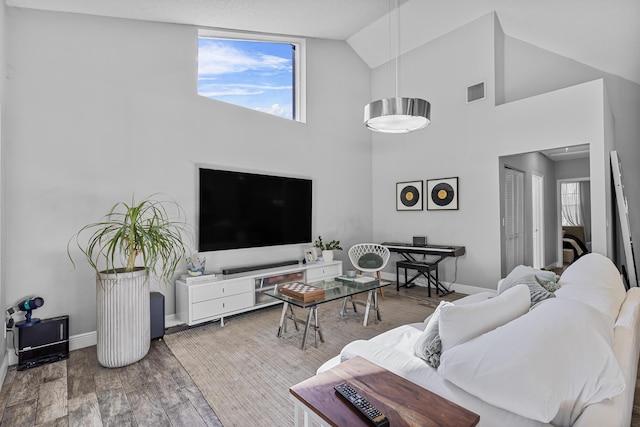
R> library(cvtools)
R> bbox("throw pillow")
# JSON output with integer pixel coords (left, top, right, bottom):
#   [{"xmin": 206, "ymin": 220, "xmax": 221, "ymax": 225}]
[
  {"xmin": 438, "ymin": 298, "xmax": 625, "ymax": 425},
  {"xmin": 438, "ymin": 284, "xmax": 530, "ymax": 352},
  {"xmin": 507, "ymin": 274, "xmax": 556, "ymax": 306},
  {"xmin": 528, "ymin": 279, "xmax": 556, "ymax": 305},
  {"xmin": 537, "ymin": 275, "xmax": 561, "ymax": 292},
  {"xmin": 499, "ymin": 265, "xmax": 559, "ymax": 294},
  {"xmin": 358, "ymin": 253, "xmax": 384, "ymax": 269},
  {"xmin": 413, "ymin": 300, "xmax": 448, "ymax": 368}
]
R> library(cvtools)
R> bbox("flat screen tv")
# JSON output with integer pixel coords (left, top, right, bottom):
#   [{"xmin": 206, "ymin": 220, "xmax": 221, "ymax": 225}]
[{"xmin": 198, "ymin": 168, "xmax": 312, "ymax": 251}]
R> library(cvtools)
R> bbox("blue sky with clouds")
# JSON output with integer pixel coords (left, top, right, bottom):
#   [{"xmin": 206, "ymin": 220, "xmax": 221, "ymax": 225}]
[{"xmin": 198, "ymin": 38, "xmax": 294, "ymax": 119}]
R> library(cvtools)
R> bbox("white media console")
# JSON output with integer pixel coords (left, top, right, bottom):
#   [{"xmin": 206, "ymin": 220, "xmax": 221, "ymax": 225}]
[{"xmin": 176, "ymin": 260, "xmax": 343, "ymax": 326}]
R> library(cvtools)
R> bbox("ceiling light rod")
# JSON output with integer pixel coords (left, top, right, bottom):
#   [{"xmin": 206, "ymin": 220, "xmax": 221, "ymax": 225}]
[{"xmin": 364, "ymin": 0, "xmax": 431, "ymax": 134}]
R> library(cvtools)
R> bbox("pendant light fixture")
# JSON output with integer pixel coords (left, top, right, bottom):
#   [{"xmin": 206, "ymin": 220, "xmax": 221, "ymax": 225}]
[{"xmin": 364, "ymin": 0, "xmax": 431, "ymax": 134}]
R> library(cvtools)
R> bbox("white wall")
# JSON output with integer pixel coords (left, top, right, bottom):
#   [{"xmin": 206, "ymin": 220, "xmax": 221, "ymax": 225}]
[
  {"xmin": 504, "ymin": 36, "xmax": 640, "ymax": 268},
  {"xmin": 5, "ymin": 8, "xmax": 373, "ymax": 335},
  {"xmin": 555, "ymin": 158, "xmax": 590, "ymax": 181},
  {"xmin": 370, "ymin": 13, "xmax": 609, "ymax": 290},
  {"xmin": 0, "ymin": 0, "xmax": 7, "ymax": 367}
]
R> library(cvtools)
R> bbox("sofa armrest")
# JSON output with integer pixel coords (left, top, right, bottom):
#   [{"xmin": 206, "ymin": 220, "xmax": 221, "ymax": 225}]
[{"xmin": 573, "ymin": 287, "xmax": 640, "ymax": 427}]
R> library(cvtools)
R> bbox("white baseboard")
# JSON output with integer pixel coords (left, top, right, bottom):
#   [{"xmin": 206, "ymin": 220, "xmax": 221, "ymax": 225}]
[
  {"xmin": 165, "ymin": 314, "xmax": 183, "ymax": 328},
  {"xmin": 379, "ymin": 271, "xmax": 495, "ymax": 295},
  {"xmin": 69, "ymin": 331, "xmax": 97, "ymax": 351}
]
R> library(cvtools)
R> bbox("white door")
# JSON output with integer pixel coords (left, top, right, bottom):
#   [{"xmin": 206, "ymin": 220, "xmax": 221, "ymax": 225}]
[
  {"xmin": 532, "ymin": 173, "xmax": 544, "ymax": 269},
  {"xmin": 504, "ymin": 167, "xmax": 524, "ymax": 273}
]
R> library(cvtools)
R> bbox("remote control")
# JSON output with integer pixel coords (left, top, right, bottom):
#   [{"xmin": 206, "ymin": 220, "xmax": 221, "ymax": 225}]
[{"xmin": 334, "ymin": 382, "xmax": 389, "ymax": 427}]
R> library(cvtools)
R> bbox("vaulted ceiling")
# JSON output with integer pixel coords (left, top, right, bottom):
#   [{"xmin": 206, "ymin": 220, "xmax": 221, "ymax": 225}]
[{"xmin": 7, "ymin": 0, "xmax": 640, "ymax": 84}]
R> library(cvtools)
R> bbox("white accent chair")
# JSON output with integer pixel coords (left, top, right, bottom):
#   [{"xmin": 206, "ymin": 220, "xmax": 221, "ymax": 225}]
[
  {"xmin": 348, "ymin": 243, "xmax": 391, "ymax": 289},
  {"xmin": 341, "ymin": 244, "xmax": 391, "ymax": 325}
]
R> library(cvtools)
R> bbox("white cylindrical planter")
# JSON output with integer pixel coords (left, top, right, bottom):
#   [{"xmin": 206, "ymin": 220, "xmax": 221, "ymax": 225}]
[
  {"xmin": 322, "ymin": 250, "xmax": 334, "ymax": 262},
  {"xmin": 96, "ymin": 268, "xmax": 150, "ymax": 368}
]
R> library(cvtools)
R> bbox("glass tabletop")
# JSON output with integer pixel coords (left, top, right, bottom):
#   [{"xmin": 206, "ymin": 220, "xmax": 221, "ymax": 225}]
[{"xmin": 264, "ymin": 276, "xmax": 391, "ymax": 308}]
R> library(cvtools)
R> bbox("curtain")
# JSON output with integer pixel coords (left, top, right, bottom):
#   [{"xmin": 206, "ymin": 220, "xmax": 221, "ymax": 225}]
[
  {"xmin": 580, "ymin": 181, "xmax": 591, "ymax": 243},
  {"xmin": 561, "ymin": 182, "xmax": 582, "ymax": 226}
]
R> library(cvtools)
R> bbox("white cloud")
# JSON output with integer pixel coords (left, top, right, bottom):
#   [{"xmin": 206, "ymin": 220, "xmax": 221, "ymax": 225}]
[
  {"xmin": 255, "ymin": 103, "xmax": 292, "ymax": 118},
  {"xmin": 198, "ymin": 41, "xmax": 291, "ymax": 75},
  {"xmin": 199, "ymin": 83, "xmax": 292, "ymax": 97},
  {"xmin": 199, "ymin": 88, "xmax": 263, "ymax": 97}
]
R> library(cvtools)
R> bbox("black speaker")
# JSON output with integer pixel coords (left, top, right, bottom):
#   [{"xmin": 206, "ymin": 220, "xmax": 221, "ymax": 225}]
[
  {"xmin": 413, "ymin": 236, "xmax": 427, "ymax": 246},
  {"xmin": 18, "ymin": 315, "xmax": 69, "ymax": 371},
  {"xmin": 150, "ymin": 292, "xmax": 165, "ymax": 340},
  {"xmin": 222, "ymin": 259, "xmax": 298, "ymax": 275}
]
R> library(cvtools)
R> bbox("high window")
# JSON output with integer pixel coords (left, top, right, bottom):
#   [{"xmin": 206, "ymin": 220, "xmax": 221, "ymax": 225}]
[{"xmin": 198, "ymin": 30, "xmax": 306, "ymax": 122}]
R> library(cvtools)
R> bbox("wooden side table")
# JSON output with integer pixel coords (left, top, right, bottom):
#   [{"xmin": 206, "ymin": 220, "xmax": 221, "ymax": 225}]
[{"xmin": 290, "ymin": 356, "xmax": 479, "ymax": 427}]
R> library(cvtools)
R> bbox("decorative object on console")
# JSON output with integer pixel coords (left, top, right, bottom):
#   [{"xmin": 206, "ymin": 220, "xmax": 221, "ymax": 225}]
[
  {"xmin": 314, "ymin": 235, "xmax": 342, "ymax": 262},
  {"xmin": 186, "ymin": 254, "xmax": 206, "ymax": 276},
  {"xmin": 277, "ymin": 282, "xmax": 326, "ymax": 302},
  {"xmin": 304, "ymin": 248, "xmax": 317, "ymax": 264},
  {"xmin": 396, "ymin": 180, "xmax": 423, "ymax": 211},
  {"xmin": 427, "ymin": 177, "xmax": 458, "ymax": 210},
  {"xmin": 68, "ymin": 194, "xmax": 191, "ymax": 368},
  {"xmin": 363, "ymin": 0, "xmax": 431, "ymax": 134}
]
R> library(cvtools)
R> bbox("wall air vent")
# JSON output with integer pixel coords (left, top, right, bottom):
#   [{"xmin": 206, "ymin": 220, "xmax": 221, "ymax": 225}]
[{"xmin": 466, "ymin": 82, "xmax": 485, "ymax": 103}]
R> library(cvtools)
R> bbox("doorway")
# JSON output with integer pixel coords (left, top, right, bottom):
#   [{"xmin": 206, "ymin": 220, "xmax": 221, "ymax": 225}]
[
  {"xmin": 504, "ymin": 167, "xmax": 524, "ymax": 274},
  {"xmin": 532, "ymin": 173, "xmax": 545, "ymax": 268}
]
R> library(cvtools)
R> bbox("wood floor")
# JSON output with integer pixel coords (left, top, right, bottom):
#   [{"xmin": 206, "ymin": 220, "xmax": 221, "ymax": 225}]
[
  {"xmin": 0, "ymin": 341, "xmax": 222, "ymax": 427},
  {"xmin": 0, "ymin": 286, "xmax": 639, "ymax": 427}
]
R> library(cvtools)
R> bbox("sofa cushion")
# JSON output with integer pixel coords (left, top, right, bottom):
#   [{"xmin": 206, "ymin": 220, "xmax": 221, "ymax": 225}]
[
  {"xmin": 357, "ymin": 253, "xmax": 384, "ymax": 269},
  {"xmin": 438, "ymin": 284, "xmax": 530, "ymax": 352},
  {"xmin": 556, "ymin": 253, "xmax": 626, "ymax": 322},
  {"xmin": 345, "ymin": 323, "xmax": 426, "ymax": 360},
  {"xmin": 438, "ymin": 298, "xmax": 625, "ymax": 426}
]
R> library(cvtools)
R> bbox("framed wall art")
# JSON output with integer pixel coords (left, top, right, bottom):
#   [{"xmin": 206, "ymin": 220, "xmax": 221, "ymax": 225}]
[
  {"xmin": 427, "ymin": 177, "xmax": 459, "ymax": 210},
  {"xmin": 396, "ymin": 181, "xmax": 423, "ymax": 211}
]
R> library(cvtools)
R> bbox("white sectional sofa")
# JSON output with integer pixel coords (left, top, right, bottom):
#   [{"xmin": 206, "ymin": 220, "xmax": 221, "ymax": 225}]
[{"xmin": 318, "ymin": 253, "xmax": 640, "ymax": 426}]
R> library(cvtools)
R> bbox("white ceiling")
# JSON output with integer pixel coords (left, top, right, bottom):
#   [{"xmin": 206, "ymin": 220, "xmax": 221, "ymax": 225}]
[
  {"xmin": 541, "ymin": 144, "xmax": 590, "ymax": 162},
  {"xmin": 6, "ymin": 0, "xmax": 640, "ymax": 84}
]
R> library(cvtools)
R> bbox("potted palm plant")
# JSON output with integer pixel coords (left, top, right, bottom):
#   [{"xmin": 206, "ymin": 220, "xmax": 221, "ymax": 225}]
[
  {"xmin": 314, "ymin": 235, "xmax": 342, "ymax": 262},
  {"xmin": 68, "ymin": 194, "xmax": 190, "ymax": 368}
]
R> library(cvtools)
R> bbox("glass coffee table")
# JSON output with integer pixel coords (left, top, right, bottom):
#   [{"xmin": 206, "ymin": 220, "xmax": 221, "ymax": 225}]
[{"xmin": 264, "ymin": 277, "xmax": 391, "ymax": 350}]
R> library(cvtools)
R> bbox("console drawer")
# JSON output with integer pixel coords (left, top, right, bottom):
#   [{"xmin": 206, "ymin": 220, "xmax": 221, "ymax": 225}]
[
  {"xmin": 192, "ymin": 292, "xmax": 253, "ymax": 321},
  {"xmin": 306, "ymin": 263, "xmax": 342, "ymax": 282},
  {"xmin": 192, "ymin": 278, "xmax": 253, "ymax": 303}
]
